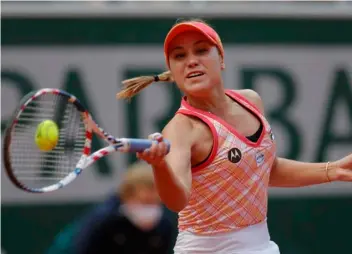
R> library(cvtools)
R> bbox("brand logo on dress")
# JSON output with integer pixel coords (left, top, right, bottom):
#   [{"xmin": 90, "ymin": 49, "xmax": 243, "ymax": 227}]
[
  {"xmin": 256, "ymin": 152, "xmax": 265, "ymax": 166},
  {"xmin": 228, "ymin": 148, "xmax": 242, "ymax": 163}
]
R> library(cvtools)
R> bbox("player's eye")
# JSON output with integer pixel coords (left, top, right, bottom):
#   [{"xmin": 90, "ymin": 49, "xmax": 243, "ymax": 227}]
[
  {"xmin": 196, "ymin": 48, "xmax": 208, "ymax": 55},
  {"xmin": 174, "ymin": 53, "xmax": 186, "ymax": 59}
]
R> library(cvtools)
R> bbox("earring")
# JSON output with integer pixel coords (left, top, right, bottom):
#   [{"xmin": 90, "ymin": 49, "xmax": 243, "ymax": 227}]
[{"xmin": 221, "ymin": 62, "xmax": 226, "ymax": 69}]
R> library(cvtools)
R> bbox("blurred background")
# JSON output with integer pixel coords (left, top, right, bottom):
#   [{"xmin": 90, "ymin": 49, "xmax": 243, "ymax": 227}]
[{"xmin": 1, "ymin": 1, "xmax": 352, "ymax": 254}]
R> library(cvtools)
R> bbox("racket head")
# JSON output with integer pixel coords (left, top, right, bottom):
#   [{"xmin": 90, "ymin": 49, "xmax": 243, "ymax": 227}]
[{"xmin": 2, "ymin": 88, "xmax": 92, "ymax": 193}]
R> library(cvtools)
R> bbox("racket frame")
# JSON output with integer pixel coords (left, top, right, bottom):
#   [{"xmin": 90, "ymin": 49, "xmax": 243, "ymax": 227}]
[{"xmin": 3, "ymin": 88, "xmax": 169, "ymax": 193}]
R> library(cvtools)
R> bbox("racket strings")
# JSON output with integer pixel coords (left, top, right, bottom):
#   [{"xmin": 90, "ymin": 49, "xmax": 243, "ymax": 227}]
[{"xmin": 10, "ymin": 93, "xmax": 86, "ymax": 189}]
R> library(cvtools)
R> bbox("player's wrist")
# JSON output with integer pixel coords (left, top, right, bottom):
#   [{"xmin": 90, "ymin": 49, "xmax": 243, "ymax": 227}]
[
  {"xmin": 151, "ymin": 158, "xmax": 168, "ymax": 170},
  {"xmin": 325, "ymin": 161, "xmax": 340, "ymax": 182}
]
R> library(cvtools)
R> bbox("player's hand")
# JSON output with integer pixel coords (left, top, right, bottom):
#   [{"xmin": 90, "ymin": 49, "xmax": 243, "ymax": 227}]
[
  {"xmin": 328, "ymin": 153, "xmax": 352, "ymax": 182},
  {"xmin": 136, "ymin": 132, "xmax": 169, "ymax": 166}
]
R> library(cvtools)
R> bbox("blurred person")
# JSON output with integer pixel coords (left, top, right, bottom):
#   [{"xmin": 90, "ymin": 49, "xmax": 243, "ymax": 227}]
[
  {"xmin": 46, "ymin": 161, "xmax": 175, "ymax": 254},
  {"xmin": 116, "ymin": 19, "xmax": 352, "ymax": 254}
]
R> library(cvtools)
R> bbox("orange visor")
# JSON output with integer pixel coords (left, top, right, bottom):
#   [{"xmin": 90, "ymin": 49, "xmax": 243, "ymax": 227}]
[{"xmin": 163, "ymin": 21, "xmax": 224, "ymax": 68}]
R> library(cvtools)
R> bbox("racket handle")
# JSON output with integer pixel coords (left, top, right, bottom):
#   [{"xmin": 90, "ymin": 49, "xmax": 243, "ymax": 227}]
[{"xmin": 125, "ymin": 138, "xmax": 171, "ymax": 153}]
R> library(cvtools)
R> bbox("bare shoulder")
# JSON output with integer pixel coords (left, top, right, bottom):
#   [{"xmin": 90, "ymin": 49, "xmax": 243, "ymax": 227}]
[
  {"xmin": 162, "ymin": 113, "xmax": 210, "ymax": 148},
  {"xmin": 235, "ymin": 89, "xmax": 265, "ymax": 114},
  {"xmin": 162, "ymin": 113, "xmax": 193, "ymax": 134},
  {"xmin": 161, "ymin": 114, "xmax": 195, "ymax": 143}
]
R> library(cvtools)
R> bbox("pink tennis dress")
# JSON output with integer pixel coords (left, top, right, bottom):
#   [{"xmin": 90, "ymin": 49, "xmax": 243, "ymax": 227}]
[{"xmin": 174, "ymin": 90, "xmax": 280, "ymax": 254}]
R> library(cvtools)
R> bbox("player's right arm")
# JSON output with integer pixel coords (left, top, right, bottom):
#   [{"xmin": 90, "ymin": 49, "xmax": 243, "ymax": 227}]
[{"xmin": 137, "ymin": 114, "xmax": 194, "ymax": 212}]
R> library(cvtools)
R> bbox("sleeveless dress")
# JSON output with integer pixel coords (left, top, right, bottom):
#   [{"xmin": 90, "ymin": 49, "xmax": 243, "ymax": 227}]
[{"xmin": 173, "ymin": 90, "xmax": 280, "ymax": 254}]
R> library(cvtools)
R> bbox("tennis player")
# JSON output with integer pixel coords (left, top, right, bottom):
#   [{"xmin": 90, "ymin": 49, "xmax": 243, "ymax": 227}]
[{"xmin": 117, "ymin": 19, "xmax": 352, "ymax": 254}]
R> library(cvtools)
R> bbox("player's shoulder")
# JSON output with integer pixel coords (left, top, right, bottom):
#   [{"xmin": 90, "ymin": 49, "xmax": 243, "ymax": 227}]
[
  {"xmin": 232, "ymin": 89, "xmax": 264, "ymax": 114},
  {"xmin": 162, "ymin": 113, "xmax": 194, "ymax": 135}
]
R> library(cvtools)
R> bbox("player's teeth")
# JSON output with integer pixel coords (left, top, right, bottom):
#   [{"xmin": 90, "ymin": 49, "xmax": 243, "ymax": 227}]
[{"xmin": 189, "ymin": 72, "xmax": 202, "ymax": 77}]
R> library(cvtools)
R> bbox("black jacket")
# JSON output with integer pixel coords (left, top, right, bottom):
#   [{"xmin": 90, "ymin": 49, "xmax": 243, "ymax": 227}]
[
  {"xmin": 47, "ymin": 194, "xmax": 175, "ymax": 254},
  {"xmin": 74, "ymin": 195, "xmax": 174, "ymax": 254}
]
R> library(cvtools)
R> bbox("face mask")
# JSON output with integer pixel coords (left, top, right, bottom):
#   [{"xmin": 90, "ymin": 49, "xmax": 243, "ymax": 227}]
[{"xmin": 120, "ymin": 204, "xmax": 163, "ymax": 231}]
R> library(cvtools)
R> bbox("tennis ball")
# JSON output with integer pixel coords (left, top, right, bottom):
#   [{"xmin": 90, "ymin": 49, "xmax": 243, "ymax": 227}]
[{"xmin": 35, "ymin": 120, "xmax": 59, "ymax": 151}]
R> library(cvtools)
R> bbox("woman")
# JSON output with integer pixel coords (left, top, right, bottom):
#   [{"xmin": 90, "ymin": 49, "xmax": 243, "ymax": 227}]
[{"xmin": 117, "ymin": 19, "xmax": 352, "ymax": 253}]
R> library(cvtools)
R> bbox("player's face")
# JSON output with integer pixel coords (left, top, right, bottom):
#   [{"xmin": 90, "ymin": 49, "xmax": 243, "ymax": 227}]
[{"xmin": 168, "ymin": 31, "xmax": 224, "ymax": 97}]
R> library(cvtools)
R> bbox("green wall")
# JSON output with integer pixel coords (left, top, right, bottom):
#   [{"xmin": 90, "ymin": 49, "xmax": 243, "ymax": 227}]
[
  {"xmin": 2, "ymin": 17, "xmax": 352, "ymax": 45},
  {"xmin": 2, "ymin": 198, "xmax": 352, "ymax": 254}
]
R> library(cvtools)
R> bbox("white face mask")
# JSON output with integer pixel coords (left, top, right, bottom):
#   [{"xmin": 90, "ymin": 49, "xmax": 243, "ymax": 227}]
[{"xmin": 120, "ymin": 204, "xmax": 163, "ymax": 231}]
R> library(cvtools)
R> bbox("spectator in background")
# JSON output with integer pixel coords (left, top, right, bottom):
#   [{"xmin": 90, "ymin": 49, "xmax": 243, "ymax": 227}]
[{"xmin": 46, "ymin": 161, "xmax": 175, "ymax": 254}]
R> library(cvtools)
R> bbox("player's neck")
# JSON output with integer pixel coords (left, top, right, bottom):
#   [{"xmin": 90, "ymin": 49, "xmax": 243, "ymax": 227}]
[{"xmin": 186, "ymin": 87, "xmax": 230, "ymax": 116}]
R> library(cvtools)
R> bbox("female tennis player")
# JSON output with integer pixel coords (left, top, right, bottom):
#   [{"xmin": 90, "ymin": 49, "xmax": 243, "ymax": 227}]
[{"xmin": 117, "ymin": 19, "xmax": 352, "ymax": 254}]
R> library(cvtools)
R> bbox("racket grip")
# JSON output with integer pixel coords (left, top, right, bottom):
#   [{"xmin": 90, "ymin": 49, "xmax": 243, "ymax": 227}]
[{"xmin": 126, "ymin": 138, "xmax": 171, "ymax": 153}]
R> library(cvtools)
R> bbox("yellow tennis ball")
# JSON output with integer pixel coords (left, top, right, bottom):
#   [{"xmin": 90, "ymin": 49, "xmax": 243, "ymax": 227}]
[{"xmin": 35, "ymin": 120, "xmax": 59, "ymax": 151}]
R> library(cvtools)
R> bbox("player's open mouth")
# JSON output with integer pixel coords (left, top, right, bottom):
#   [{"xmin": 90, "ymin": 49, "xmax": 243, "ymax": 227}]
[{"xmin": 187, "ymin": 71, "xmax": 204, "ymax": 79}]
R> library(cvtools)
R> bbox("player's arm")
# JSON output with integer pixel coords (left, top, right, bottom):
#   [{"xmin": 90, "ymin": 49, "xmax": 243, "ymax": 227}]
[
  {"xmin": 270, "ymin": 153, "xmax": 352, "ymax": 186},
  {"xmin": 269, "ymin": 158, "xmax": 332, "ymax": 187},
  {"xmin": 151, "ymin": 115, "xmax": 194, "ymax": 213}
]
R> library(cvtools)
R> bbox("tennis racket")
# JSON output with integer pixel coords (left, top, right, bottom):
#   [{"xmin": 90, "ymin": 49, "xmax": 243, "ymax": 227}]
[{"xmin": 2, "ymin": 88, "xmax": 170, "ymax": 193}]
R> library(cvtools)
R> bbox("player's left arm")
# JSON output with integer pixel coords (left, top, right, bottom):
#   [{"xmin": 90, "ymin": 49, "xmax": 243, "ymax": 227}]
[
  {"xmin": 269, "ymin": 156, "xmax": 352, "ymax": 187},
  {"xmin": 238, "ymin": 89, "xmax": 352, "ymax": 187}
]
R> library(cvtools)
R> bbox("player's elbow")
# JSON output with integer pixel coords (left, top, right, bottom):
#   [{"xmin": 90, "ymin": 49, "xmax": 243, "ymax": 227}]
[
  {"xmin": 160, "ymin": 187, "xmax": 190, "ymax": 213},
  {"xmin": 164, "ymin": 198, "xmax": 188, "ymax": 213}
]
